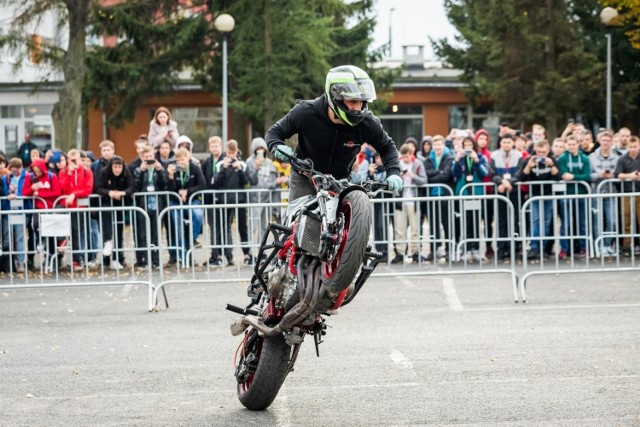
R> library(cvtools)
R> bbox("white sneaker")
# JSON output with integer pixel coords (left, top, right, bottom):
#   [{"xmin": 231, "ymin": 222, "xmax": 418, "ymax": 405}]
[
  {"xmin": 461, "ymin": 252, "xmax": 473, "ymax": 262},
  {"xmin": 86, "ymin": 260, "xmax": 98, "ymax": 269},
  {"xmin": 605, "ymin": 246, "xmax": 617, "ymax": 256},
  {"xmin": 103, "ymin": 240, "xmax": 113, "ymax": 257},
  {"xmin": 472, "ymin": 249, "xmax": 484, "ymax": 261},
  {"xmin": 436, "ymin": 247, "xmax": 447, "ymax": 258},
  {"xmin": 110, "ymin": 260, "xmax": 124, "ymax": 270}
]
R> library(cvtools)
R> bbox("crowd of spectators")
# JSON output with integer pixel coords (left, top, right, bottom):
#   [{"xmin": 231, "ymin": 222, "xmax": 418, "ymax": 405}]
[{"xmin": 1, "ymin": 107, "xmax": 639, "ymax": 273}]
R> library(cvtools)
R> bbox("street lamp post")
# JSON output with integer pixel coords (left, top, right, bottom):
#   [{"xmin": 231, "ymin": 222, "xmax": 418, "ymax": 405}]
[
  {"xmin": 600, "ymin": 7, "xmax": 618, "ymax": 130},
  {"xmin": 214, "ymin": 13, "xmax": 235, "ymax": 149}
]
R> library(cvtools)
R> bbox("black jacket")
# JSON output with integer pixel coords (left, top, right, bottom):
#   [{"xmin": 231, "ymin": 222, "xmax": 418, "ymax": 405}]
[
  {"xmin": 424, "ymin": 154, "xmax": 454, "ymax": 190},
  {"xmin": 265, "ymin": 94, "xmax": 400, "ymax": 179},
  {"xmin": 214, "ymin": 159, "xmax": 248, "ymax": 203},
  {"xmin": 201, "ymin": 153, "xmax": 225, "ymax": 204},
  {"xmin": 518, "ymin": 157, "xmax": 560, "ymax": 196},
  {"xmin": 168, "ymin": 163, "xmax": 206, "ymax": 200},
  {"xmin": 95, "ymin": 160, "xmax": 135, "ymax": 204}
]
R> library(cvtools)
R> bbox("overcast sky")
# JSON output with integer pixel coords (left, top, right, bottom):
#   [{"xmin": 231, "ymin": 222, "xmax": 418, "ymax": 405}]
[{"xmin": 370, "ymin": 0, "xmax": 459, "ymax": 60}]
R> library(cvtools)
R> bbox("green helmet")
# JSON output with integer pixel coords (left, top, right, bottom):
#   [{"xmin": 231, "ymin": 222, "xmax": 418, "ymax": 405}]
[{"xmin": 325, "ymin": 65, "xmax": 376, "ymax": 127}]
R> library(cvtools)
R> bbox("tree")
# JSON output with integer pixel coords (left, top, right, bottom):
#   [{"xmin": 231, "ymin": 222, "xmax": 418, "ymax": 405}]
[
  {"xmin": 433, "ymin": 0, "xmax": 635, "ymax": 136},
  {"xmin": 0, "ymin": 0, "xmax": 90, "ymax": 152},
  {"xmin": 199, "ymin": 0, "xmax": 391, "ymax": 136},
  {"xmin": 84, "ymin": 1, "xmax": 214, "ymax": 127},
  {"xmin": 603, "ymin": 0, "xmax": 640, "ymax": 48}
]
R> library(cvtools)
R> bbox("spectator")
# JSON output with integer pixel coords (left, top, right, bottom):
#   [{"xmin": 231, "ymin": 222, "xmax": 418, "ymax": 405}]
[
  {"xmin": 246, "ymin": 137, "xmax": 278, "ymax": 262},
  {"xmin": 366, "ymin": 151, "xmax": 390, "ymax": 258},
  {"xmin": 58, "ymin": 149, "xmax": 94, "ymax": 271},
  {"xmin": 557, "ymin": 135, "xmax": 591, "ymax": 258},
  {"xmin": 551, "ymin": 138, "xmax": 566, "ymax": 159},
  {"xmin": 21, "ymin": 159, "xmax": 61, "ymax": 269},
  {"xmin": 148, "ymin": 106, "xmax": 179, "ymax": 150},
  {"xmin": 272, "ymin": 156, "xmax": 291, "ymax": 223},
  {"xmin": 214, "ymin": 140, "xmax": 251, "ymax": 266},
  {"xmin": 28, "ymin": 149, "xmax": 41, "ymax": 171},
  {"xmin": 519, "ymin": 140, "xmax": 560, "ymax": 259},
  {"xmin": 127, "ymin": 138, "xmax": 148, "ymax": 177},
  {"xmin": 614, "ymin": 135, "xmax": 640, "ymax": 257},
  {"xmin": 155, "ymin": 140, "xmax": 176, "ymax": 167},
  {"xmin": 350, "ymin": 145, "xmax": 371, "ymax": 183},
  {"xmin": 579, "ymin": 129, "xmax": 597, "ymax": 155},
  {"xmin": 475, "ymin": 129, "xmax": 496, "ymax": 256},
  {"xmin": 490, "ymin": 134, "xmax": 523, "ymax": 261},
  {"xmin": 589, "ymin": 130, "xmax": 621, "ymax": 257},
  {"xmin": 1, "ymin": 158, "xmax": 31, "ymax": 272},
  {"xmin": 0, "ymin": 154, "xmax": 8, "ymax": 179},
  {"xmin": 403, "ymin": 137, "xmax": 419, "ymax": 156},
  {"xmin": 424, "ymin": 135, "xmax": 454, "ymax": 261},
  {"xmin": 514, "ymin": 134, "xmax": 531, "ymax": 160},
  {"xmin": 617, "ymin": 127, "xmax": 631, "ymax": 154},
  {"xmin": 87, "ymin": 140, "xmax": 116, "ymax": 269},
  {"xmin": 176, "ymin": 135, "xmax": 200, "ymax": 167},
  {"xmin": 167, "ymin": 148, "xmax": 205, "ymax": 266},
  {"xmin": 417, "ymin": 136, "xmax": 432, "ymax": 162},
  {"xmin": 17, "ymin": 132, "xmax": 38, "ymax": 170},
  {"xmin": 453, "ymin": 136, "xmax": 489, "ymax": 261},
  {"xmin": 391, "ymin": 143, "xmax": 427, "ymax": 264},
  {"xmin": 201, "ymin": 136, "xmax": 225, "ymax": 266},
  {"xmin": 96, "ymin": 156, "xmax": 134, "ymax": 270},
  {"xmin": 132, "ymin": 146, "xmax": 168, "ymax": 269}
]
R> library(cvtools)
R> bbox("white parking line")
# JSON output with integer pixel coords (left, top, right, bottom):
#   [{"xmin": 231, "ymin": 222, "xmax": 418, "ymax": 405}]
[
  {"xmin": 442, "ymin": 278, "xmax": 464, "ymax": 311},
  {"xmin": 389, "ymin": 349, "xmax": 413, "ymax": 369}
]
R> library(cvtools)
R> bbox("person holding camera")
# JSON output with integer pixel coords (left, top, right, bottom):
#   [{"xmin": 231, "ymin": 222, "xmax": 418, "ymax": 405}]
[
  {"xmin": 59, "ymin": 149, "xmax": 94, "ymax": 271},
  {"xmin": 245, "ymin": 137, "xmax": 278, "ymax": 263},
  {"xmin": 148, "ymin": 106, "xmax": 179, "ymax": 150},
  {"xmin": 213, "ymin": 140, "xmax": 250, "ymax": 266},
  {"xmin": 453, "ymin": 135, "xmax": 489, "ymax": 261},
  {"xmin": 519, "ymin": 139, "xmax": 560, "ymax": 259},
  {"xmin": 132, "ymin": 146, "xmax": 168, "ymax": 268},
  {"xmin": 201, "ymin": 136, "xmax": 225, "ymax": 266},
  {"xmin": 166, "ymin": 148, "xmax": 205, "ymax": 267}
]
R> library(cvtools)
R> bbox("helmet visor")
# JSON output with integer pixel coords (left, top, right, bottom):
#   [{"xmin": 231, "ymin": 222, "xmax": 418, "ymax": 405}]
[{"xmin": 331, "ymin": 79, "xmax": 377, "ymax": 102}]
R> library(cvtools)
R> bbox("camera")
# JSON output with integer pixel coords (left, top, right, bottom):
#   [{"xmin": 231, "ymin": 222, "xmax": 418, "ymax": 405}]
[
  {"xmin": 176, "ymin": 165, "xmax": 183, "ymax": 173},
  {"xmin": 464, "ymin": 149, "xmax": 472, "ymax": 156},
  {"xmin": 537, "ymin": 156, "xmax": 546, "ymax": 168},
  {"xmin": 145, "ymin": 159, "xmax": 155, "ymax": 165},
  {"xmin": 230, "ymin": 158, "xmax": 237, "ymax": 164}
]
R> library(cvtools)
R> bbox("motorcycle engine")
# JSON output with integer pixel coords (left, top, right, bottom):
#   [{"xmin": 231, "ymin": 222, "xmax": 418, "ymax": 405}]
[{"xmin": 266, "ymin": 262, "xmax": 298, "ymax": 309}]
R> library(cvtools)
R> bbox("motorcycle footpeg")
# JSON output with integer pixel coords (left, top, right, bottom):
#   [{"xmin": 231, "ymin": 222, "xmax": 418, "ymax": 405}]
[{"xmin": 230, "ymin": 317, "xmax": 249, "ymax": 336}]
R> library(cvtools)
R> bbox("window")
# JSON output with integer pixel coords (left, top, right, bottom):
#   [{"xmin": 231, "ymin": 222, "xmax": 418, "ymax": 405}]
[
  {"xmin": 1, "ymin": 106, "xmax": 21, "ymax": 119},
  {"xmin": 448, "ymin": 106, "xmax": 469, "ymax": 130},
  {"xmin": 162, "ymin": 107, "xmax": 222, "ymax": 153},
  {"xmin": 379, "ymin": 105, "xmax": 423, "ymax": 146}
]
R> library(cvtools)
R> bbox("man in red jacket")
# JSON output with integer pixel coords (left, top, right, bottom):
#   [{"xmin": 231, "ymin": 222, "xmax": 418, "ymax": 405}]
[{"xmin": 58, "ymin": 149, "xmax": 94, "ymax": 271}]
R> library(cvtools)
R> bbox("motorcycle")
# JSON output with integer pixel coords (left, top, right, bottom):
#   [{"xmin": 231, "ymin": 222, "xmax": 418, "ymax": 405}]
[{"xmin": 226, "ymin": 149, "xmax": 390, "ymax": 410}]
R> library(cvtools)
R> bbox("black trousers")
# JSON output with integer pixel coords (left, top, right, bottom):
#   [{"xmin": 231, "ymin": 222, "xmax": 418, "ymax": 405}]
[{"xmin": 496, "ymin": 191, "xmax": 520, "ymax": 257}]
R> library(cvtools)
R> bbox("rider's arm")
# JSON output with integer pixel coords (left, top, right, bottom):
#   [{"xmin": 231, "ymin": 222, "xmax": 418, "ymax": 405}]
[
  {"xmin": 364, "ymin": 116, "xmax": 401, "ymax": 178},
  {"xmin": 265, "ymin": 103, "xmax": 304, "ymax": 154}
]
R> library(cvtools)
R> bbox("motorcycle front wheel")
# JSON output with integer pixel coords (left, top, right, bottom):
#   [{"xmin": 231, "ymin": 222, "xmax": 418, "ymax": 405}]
[
  {"xmin": 237, "ymin": 332, "xmax": 292, "ymax": 410},
  {"xmin": 322, "ymin": 190, "xmax": 371, "ymax": 295}
]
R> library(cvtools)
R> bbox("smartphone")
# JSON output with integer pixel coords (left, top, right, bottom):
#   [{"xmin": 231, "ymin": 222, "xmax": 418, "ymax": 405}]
[
  {"xmin": 464, "ymin": 150, "xmax": 472, "ymax": 156},
  {"xmin": 145, "ymin": 159, "xmax": 155, "ymax": 165},
  {"xmin": 257, "ymin": 152, "xmax": 264, "ymax": 159}
]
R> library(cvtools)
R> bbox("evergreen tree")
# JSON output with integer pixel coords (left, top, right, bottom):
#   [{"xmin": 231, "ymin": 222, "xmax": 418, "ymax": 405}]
[{"xmin": 433, "ymin": 0, "xmax": 634, "ymax": 136}]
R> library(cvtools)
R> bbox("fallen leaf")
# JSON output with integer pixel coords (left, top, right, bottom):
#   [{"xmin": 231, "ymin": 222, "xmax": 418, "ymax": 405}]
[
  {"xmin": 26, "ymin": 393, "xmax": 34, "ymax": 398},
  {"xmin": 72, "ymin": 370, "xmax": 79, "ymax": 376}
]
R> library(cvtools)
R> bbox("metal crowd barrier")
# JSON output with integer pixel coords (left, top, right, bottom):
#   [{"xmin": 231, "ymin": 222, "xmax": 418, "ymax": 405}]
[
  {"xmin": 3, "ymin": 181, "xmax": 639, "ymax": 309},
  {"xmin": 0, "ymin": 204, "xmax": 156, "ymax": 310}
]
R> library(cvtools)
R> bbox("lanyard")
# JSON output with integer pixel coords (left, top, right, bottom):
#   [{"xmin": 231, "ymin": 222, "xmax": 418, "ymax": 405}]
[
  {"xmin": 212, "ymin": 156, "xmax": 217, "ymax": 174},
  {"xmin": 466, "ymin": 156, "xmax": 473, "ymax": 173},
  {"xmin": 434, "ymin": 155, "xmax": 441, "ymax": 170},
  {"xmin": 502, "ymin": 151, "xmax": 511, "ymax": 170},
  {"xmin": 147, "ymin": 169, "xmax": 154, "ymax": 185},
  {"xmin": 179, "ymin": 170, "xmax": 188, "ymax": 187}
]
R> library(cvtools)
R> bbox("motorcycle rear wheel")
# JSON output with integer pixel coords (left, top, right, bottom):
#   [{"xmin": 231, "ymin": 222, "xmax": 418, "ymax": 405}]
[
  {"xmin": 322, "ymin": 190, "xmax": 371, "ymax": 295},
  {"xmin": 237, "ymin": 333, "xmax": 292, "ymax": 410}
]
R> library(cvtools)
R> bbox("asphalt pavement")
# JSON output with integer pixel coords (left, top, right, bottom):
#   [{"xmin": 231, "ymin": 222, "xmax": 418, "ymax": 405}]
[{"xmin": 1, "ymin": 269, "xmax": 639, "ymax": 426}]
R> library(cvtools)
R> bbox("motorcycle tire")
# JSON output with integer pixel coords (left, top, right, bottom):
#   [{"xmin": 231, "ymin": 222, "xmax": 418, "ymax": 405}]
[
  {"xmin": 322, "ymin": 190, "xmax": 371, "ymax": 295},
  {"xmin": 237, "ymin": 334, "xmax": 292, "ymax": 410}
]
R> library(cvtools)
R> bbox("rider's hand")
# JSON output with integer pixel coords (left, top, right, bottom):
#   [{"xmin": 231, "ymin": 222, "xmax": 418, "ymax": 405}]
[
  {"xmin": 386, "ymin": 175, "xmax": 403, "ymax": 193},
  {"xmin": 273, "ymin": 145, "xmax": 293, "ymax": 161}
]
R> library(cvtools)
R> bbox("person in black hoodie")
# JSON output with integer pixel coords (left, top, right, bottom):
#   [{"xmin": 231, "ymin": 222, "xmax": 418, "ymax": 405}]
[
  {"xmin": 167, "ymin": 148, "xmax": 205, "ymax": 266},
  {"xmin": 201, "ymin": 136, "xmax": 226, "ymax": 266},
  {"xmin": 213, "ymin": 139, "xmax": 250, "ymax": 266},
  {"xmin": 96, "ymin": 156, "xmax": 134, "ymax": 270},
  {"xmin": 133, "ymin": 145, "xmax": 168, "ymax": 268}
]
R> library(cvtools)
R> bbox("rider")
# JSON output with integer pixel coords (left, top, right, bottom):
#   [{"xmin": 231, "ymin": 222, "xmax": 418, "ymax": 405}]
[{"xmin": 265, "ymin": 65, "xmax": 403, "ymax": 200}]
